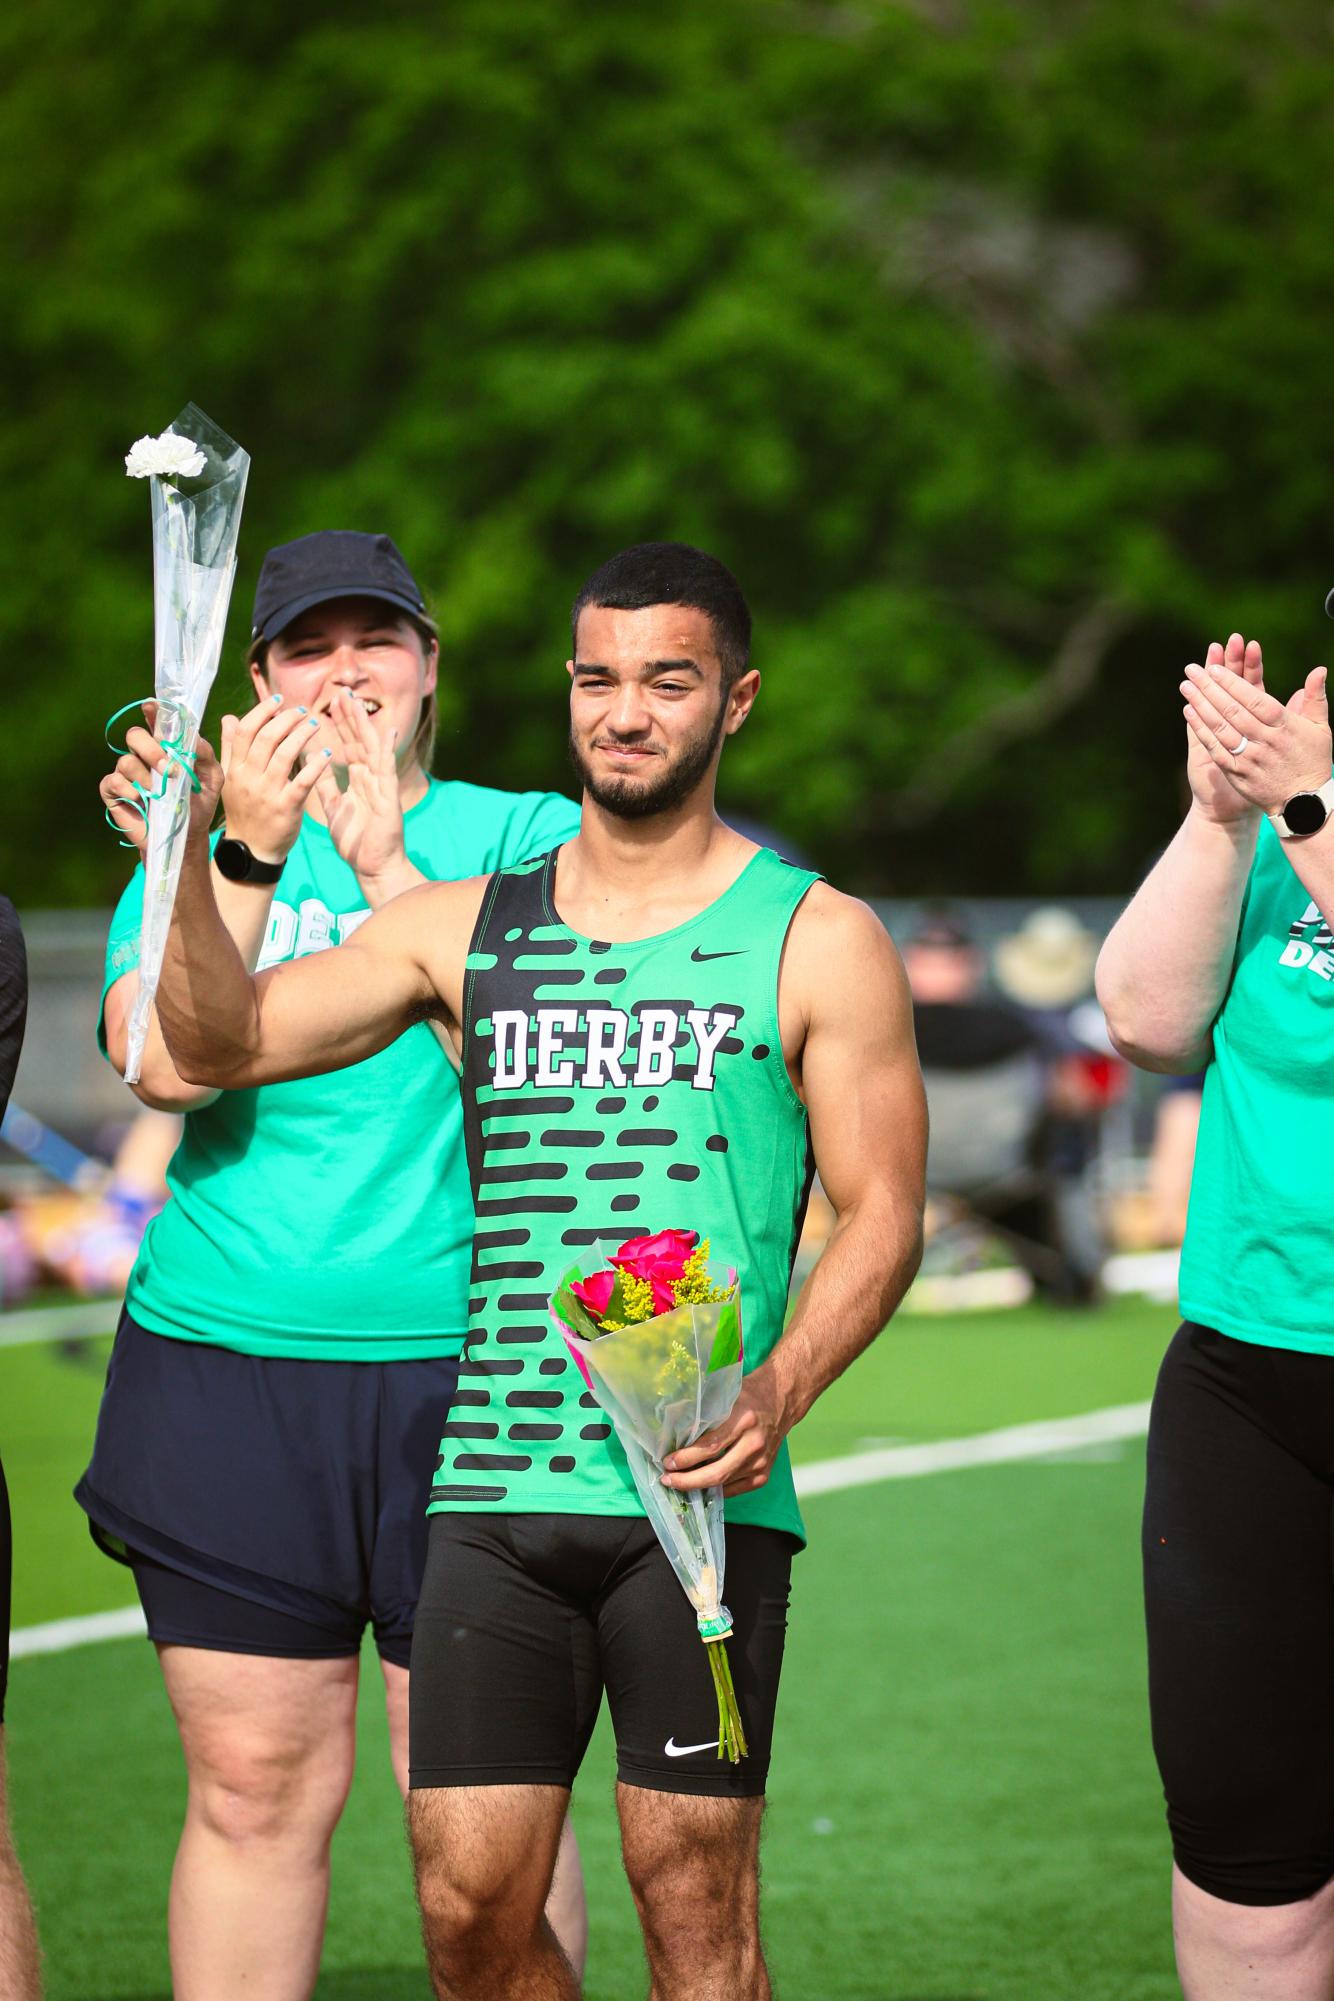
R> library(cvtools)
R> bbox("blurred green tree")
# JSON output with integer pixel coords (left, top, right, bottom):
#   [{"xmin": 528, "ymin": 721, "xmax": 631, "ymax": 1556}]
[{"xmin": 1, "ymin": 0, "xmax": 1331, "ymax": 905}]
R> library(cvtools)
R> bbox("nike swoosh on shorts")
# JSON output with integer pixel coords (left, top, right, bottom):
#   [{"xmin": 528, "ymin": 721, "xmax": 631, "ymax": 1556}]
[{"xmin": 664, "ymin": 1736, "xmax": 721, "ymax": 1757}]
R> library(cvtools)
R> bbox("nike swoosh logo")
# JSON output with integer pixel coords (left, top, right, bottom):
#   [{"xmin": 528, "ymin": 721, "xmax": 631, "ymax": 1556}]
[
  {"xmin": 664, "ymin": 1736, "xmax": 720, "ymax": 1758},
  {"xmin": 690, "ymin": 948, "xmax": 744, "ymax": 962}
]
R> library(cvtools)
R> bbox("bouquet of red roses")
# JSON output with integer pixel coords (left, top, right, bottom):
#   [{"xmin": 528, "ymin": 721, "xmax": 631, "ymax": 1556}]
[{"xmin": 551, "ymin": 1229, "xmax": 748, "ymax": 1762}]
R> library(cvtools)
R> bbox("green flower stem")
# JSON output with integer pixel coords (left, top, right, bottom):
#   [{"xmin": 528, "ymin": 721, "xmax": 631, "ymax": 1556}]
[{"xmin": 706, "ymin": 1638, "xmax": 748, "ymax": 1763}]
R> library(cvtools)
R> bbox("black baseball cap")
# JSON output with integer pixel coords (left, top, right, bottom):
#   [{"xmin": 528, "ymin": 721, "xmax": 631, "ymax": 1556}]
[
  {"xmin": 905, "ymin": 910, "xmax": 974, "ymax": 952},
  {"xmin": 250, "ymin": 531, "xmax": 427, "ymax": 644}
]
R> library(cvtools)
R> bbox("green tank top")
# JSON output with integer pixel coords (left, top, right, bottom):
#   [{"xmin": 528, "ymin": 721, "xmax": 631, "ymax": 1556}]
[{"xmin": 427, "ymin": 842, "xmax": 820, "ymax": 1542}]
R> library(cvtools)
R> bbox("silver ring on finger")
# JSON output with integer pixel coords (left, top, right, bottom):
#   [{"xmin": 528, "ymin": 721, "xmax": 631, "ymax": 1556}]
[{"xmin": 1229, "ymin": 734, "xmax": 1250, "ymax": 756}]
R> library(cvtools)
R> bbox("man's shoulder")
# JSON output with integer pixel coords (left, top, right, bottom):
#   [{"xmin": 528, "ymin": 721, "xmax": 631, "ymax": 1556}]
[
  {"xmin": 789, "ymin": 880, "xmax": 890, "ymax": 953},
  {"xmin": 785, "ymin": 884, "xmax": 906, "ymax": 1020}
]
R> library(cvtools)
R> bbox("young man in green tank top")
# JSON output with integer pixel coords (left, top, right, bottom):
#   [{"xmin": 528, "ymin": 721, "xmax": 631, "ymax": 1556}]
[{"xmin": 140, "ymin": 542, "xmax": 928, "ymax": 2001}]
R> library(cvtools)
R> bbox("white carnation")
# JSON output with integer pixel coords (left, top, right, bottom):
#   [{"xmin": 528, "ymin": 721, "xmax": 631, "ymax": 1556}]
[{"xmin": 124, "ymin": 430, "xmax": 207, "ymax": 480}]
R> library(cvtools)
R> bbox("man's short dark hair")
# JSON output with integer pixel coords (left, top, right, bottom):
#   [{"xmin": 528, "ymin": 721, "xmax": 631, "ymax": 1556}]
[{"xmin": 571, "ymin": 542, "xmax": 751, "ymax": 684}]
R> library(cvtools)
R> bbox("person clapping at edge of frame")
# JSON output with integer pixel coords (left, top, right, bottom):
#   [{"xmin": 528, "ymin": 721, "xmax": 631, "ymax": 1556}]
[
  {"xmin": 1097, "ymin": 627, "xmax": 1334, "ymax": 2001},
  {"xmin": 0, "ymin": 895, "xmax": 42, "ymax": 2000},
  {"xmin": 87, "ymin": 533, "xmax": 587, "ymax": 2000}
]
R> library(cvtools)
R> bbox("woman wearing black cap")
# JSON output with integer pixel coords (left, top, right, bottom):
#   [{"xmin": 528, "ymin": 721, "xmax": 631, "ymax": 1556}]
[{"xmin": 88, "ymin": 534, "xmax": 586, "ymax": 1997}]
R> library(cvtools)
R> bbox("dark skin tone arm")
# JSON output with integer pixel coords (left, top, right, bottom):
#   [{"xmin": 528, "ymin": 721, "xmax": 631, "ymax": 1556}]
[{"xmin": 663, "ymin": 885, "xmax": 927, "ymax": 1497}]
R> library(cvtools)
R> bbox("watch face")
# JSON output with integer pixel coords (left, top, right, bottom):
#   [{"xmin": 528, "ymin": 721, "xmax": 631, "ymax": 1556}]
[
  {"xmin": 1284, "ymin": 792, "xmax": 1328, "ymax": 836},
  {"xmin": 213, "ymin": 837, "xmax": 248, "ymax": 881}
]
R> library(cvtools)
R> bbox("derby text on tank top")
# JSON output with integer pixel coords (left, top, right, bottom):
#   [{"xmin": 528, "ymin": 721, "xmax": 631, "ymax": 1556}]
[{"xmin": 427, "ymin": 843, "xmax": 820, "ymax": 1543}]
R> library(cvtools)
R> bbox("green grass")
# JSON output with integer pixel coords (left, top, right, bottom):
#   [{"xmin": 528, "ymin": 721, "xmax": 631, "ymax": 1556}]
[{"xmin": 1, "ymin": 1296, "xmax": 1180, "ymax": 1999}]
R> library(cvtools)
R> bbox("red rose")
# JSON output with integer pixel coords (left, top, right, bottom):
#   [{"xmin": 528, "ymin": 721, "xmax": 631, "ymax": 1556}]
[
  {"xmin": 570, "ymin": 1268, "xmax": 617, "ymax": 1320},
  {"xmin": 610, "ymin": 1229, "xmax": 698, "ymax": 1317},
  {"xmin": 645, "ymin": 1272, "xmax": 679, "ymax": 1315}
]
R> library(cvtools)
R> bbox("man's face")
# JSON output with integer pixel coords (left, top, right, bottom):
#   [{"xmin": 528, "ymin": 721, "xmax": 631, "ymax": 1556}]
[{"xmin": 567, "ymin": 603, "xmax": 757, "ymax": 820}]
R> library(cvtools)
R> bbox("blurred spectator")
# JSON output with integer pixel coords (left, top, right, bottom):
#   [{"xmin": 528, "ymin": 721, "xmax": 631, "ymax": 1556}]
[
  {"xmin": 0, "ymin": 1108, "xmax": 176, "ymax": 1307},
  {"xmin": 906, "ymin": 910, "xmax": 1104, "ymax": 1303},
  {"xmin": 1145, "ymin": 1074, "xmax": 1204, "ymax": 1249},
  {"xmin": 43, "ymin": 1110, "xmax": 177, "ymax": 1297},
  {"xmin": 994, "ymin": 906, "xmax": 1099, "ymax": 1022}
]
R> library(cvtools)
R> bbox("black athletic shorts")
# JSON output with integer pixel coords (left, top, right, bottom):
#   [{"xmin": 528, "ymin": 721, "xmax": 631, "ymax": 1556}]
[
  {"xmin": 1144, "ymin": 1320, "xmax": 1334, "ymax": 1906},
  {"xmin": 409, "ymin": 1513, "xmax": 794, "ymax": 1799},
  {"xmin": 76, "ymin": 1310, "xmax": 460, "ymax": 1668}
]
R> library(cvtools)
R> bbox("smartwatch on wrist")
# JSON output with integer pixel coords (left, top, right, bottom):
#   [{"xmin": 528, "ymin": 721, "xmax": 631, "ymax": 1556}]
[
  {"xmin": 1268, "ymin": 777, "xmax": 1334, "ymax": 841},
  {"xmin": 214, "ymin": 837, "xmax": 285, "ymax": 884}
]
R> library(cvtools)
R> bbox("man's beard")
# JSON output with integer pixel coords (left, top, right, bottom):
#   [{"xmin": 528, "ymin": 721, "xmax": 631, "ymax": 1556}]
[{"xmin": 568, "ymin": 698, "xmax": 728, "ymax": 821}]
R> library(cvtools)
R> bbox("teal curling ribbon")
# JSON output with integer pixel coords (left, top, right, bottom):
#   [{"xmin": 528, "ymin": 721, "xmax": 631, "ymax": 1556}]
[{"xmin": 103, "ymin": 696, "xmax": 201, "ymax": 847}]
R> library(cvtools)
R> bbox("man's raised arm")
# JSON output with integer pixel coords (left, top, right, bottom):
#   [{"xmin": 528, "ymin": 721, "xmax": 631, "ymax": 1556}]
[
  {"xmin": 665, "ymin": 888, "xmax": 927, "ymax": 1496},
  {"xmin": 146, "ymin": 733, "xmax": 472, "ymax": 1090}
]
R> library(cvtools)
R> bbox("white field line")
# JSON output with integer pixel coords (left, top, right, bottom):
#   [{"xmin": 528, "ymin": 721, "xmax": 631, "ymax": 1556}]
[
  {"xmin": 0, "ymin": 1302, "xmax": 117, "ymax": 1349},
  {"xmin": 11, "ymin": 1605, "xmax": 147, "ymax": 1659},
  {"xmin": 10, "ymin": 1402, "xmax": 1151, "ymax": 1663},
  {"xmin": 792, "ymin": 1400, "xmax": 1151, "ymax": 1496}
]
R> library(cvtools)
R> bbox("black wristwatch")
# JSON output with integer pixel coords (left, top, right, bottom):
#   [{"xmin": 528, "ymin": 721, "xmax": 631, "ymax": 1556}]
[{"xmin": 214, "ymin": 837, "xmax": 285, "ymax": 885}]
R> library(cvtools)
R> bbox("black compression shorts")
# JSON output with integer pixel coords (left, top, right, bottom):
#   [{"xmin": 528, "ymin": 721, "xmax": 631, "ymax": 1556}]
[
  {"xmin": 1144, "ymin": 1321, "xmax": 1334, "ymax": 1906},
  {"xmin": 409, "ymin": 1513, "xmax": 794, "ymax": 1799}
]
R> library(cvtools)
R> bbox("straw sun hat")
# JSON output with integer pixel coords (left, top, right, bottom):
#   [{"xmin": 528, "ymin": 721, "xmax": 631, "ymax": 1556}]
[{"xmin": 993, "ymin": 907, "xmax": 1100, "ymax": 1009}]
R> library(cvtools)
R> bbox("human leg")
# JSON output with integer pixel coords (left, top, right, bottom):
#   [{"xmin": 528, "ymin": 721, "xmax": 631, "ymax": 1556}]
[
  {"xmin": 381, "ymin": 1651, "xmax": 589, "ymax": 1980},
  {"xmin": 0, "ymin": 1455, "xmax": 40, "ymax": 1999},
  {"xmin": 1172, "ymin": 1865, "xmax": 1334, "ymax": 2001},
  {"xmin": 547, "ymin": 1814, "xmax": 589, "ymax": 1986},
  {"xmin": 1144, "ymin": 1324, "xmax": 1334, "ymax": 1998},
  {"xmin": 598, "ymin": 1524, "xmax": 792, "ymax": 1998},
  {"xmin": 408, "ymin": 1515, "xmax": 624, "ymax": 1994},
  {"xmin": 0, "ymin": 1738, "xmax": 42, "ymax": 2001},
  {"xmin": 381, "ymin": 1655, "xmax": 411, "ymax": 1798},
  {"xmin": 619, "ymin": 1784, "xmax": 767, "ymax": 2000},
  {"xmin": 157, "ymin": 1636, "xmax": 360, "ymax": 2001},
  {"xmin": 409, "ymin": 1783, "xmax": 576, "ymax": 2001}
]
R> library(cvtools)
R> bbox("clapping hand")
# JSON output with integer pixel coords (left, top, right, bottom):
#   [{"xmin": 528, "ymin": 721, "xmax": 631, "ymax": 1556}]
[
  {"xmin": 1182, "ymin": 639, "xmax": 1331, "ymax": 817},
  {"xmin": 1183, "ymin": 634, "xmax": 1267, "ymax": 824},
  {"xmin": 217, "ymin": 695, "xmax": 329, "ymax": 862},
  {"xmin": 314, "ymin": 689, "xmax": 409, "ymax": 889}
]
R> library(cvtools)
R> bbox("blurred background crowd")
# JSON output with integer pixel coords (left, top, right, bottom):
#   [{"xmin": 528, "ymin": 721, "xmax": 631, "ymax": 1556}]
[{"xmin": 2, "ymin": 892, "xmax": 1193, "ymax": 1323}]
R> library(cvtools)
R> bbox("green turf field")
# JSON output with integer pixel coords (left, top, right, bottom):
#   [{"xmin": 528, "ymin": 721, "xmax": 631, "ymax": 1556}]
[{"xmin": 3, "ymin": 1297, "xmax": 1180, "ymax": 1999}]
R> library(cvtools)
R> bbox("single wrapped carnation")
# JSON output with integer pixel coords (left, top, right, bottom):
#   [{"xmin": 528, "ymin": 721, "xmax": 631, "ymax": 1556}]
[{"xmin": 124, "ymin": 431, "xmax": 208, "ymax": 481}]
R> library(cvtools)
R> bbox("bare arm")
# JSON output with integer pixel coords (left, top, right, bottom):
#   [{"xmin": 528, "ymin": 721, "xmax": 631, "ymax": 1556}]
[
  {"xmin": 158, "ymin": 838, "xmax": 473, "ymax": 1089},
  {"xmin": 103, "ymin": 869, "xmax": 279, "ymax": 1111},
  {"xmin": 140, "ymin": 730, "xmax": 476, "ymax": 1089},
  {"xmin": 100, "ymin": 696, "xmax": 337, "ymax": 1109},
  {"xmin": 1096, "ymin": 809, "xmax": 1257, "ymax": 1075},
  {"xmin": 665, "ymin": 889, "xmax": 927, "ymax": 1497},
  {"xmin": 1096, "ymin": 633, "xmax": 1264, "ymax": 1074}
]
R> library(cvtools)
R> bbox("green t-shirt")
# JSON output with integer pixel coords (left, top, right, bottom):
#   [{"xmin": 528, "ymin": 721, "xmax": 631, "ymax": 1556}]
[
  {"xmin": 101, "ymin": 779, "xmax": 581, "ymax": 1361},
  {"xmin": 1179, "ymin": 818, "xmax": 1334, "ymax": 1354},
  {"xmin": 428, "ymin": 843, "xmax": 820, "ymax": 1544}
]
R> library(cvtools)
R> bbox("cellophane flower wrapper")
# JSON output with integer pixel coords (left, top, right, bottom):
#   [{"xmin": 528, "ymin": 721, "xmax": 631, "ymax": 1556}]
[
  {"xmin": 124, "ymin": 404, "xmax": 249, "ymax": 1082},
  {"xmin": 551, "ymin": 1262, "xmax": 750, "ymax": 1760}
]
